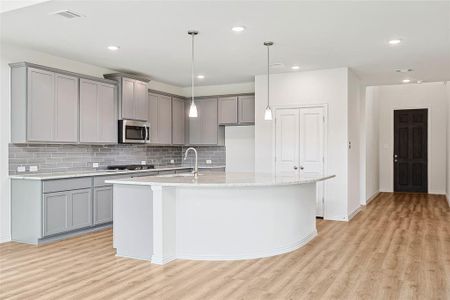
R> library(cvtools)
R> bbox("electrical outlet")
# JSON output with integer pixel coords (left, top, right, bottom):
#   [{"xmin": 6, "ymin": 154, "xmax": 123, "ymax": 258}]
[
  {"xmin": 170, "ymin": 159, "xmax": 175, "ymax": 164},
  {"xmin": 17, "ymin": 166, "xmax": 26, "ymax": 173},
  {"xmin": 141, "ymin": 161, "xmax": 146, "ymax": 165},
  {"xmin": 29, "ymin": 166, "xmax": 38, "ymax": 172},
  {"xmin": 206, "ymin": 159, "xmax": 212, "ymax": 165},
  {"xmin": 92, "ymin": 162, "xmax": 99, "ymax": 168}
]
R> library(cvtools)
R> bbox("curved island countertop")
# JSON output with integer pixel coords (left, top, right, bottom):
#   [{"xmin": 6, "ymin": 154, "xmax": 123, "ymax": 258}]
[
  {"xmin": 109, "ymin": 171, "xmax": 336, "ymax": 265},
  {"xmin": 105, "ymin": 172, "xmax": 335, "ymax": 187}
]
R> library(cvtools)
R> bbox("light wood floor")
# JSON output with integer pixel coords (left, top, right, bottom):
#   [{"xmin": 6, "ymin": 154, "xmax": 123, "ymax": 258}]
[{"xmin": 1, "ymin": 193, "xmax": 449, "ymax": 300}]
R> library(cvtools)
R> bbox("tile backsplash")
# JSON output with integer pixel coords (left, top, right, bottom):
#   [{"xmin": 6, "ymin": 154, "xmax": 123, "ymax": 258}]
[{"xmin": 9, "ymin": 144, "xmax": 226, "ymax": 175}]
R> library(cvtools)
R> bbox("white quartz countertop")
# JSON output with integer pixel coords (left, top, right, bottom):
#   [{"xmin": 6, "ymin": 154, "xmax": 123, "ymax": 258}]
[
  {"xmin": 105, "ymin": 172, "xmax": 335, "ymax": 187},
  {"xmin": 9, "ymin": 166, "xmax": 225, "ymax": 180}
]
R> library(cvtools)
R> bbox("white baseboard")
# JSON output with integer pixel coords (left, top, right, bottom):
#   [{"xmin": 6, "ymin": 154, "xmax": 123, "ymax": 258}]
[
  {"xmin": 365, "ymin": 191, "xmax": 380, "ymax": 205},
  {"xmin": 176, "ymin": 230, "xmax": 318, "ymax": 261},
  {"xmin": 347, "ymin": 205, "xmax": 362, "ymax": 221}
]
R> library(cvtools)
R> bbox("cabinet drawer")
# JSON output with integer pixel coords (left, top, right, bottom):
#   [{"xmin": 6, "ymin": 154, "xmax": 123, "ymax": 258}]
[{"xmin": 43, "ymin": 177, "xmax": 92, "ymax": 193}]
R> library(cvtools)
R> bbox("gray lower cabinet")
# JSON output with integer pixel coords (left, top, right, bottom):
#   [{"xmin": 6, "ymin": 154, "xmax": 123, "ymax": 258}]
[
  {"xmin": 189, "ymin": 98, "xmax": 225, "ymax": 145},
  {"xmin": 79, "ymin": 79, "xmax": 117, "ymax": 143},
  {"xmin": 43, "ymin": 188, "xmax": 92, "ymax": 236},
  {"xmin": 93, "ymin": 187, "xmax": 113, "ymax": 225},
  {"xmin": 172, "ymin": 97, "xmax": 186, "ymax": 145},
  {"xmin": 149, "ymin": 92, "xmax": 172, "ymax": 144}
]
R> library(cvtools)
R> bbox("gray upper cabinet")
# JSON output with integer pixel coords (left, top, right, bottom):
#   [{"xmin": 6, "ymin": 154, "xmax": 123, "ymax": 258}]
[
  {"xmin": 238, "ymin": 95, "xmax": 255, "ymax": 124},
  {"xmin": 218, "ymin": 96, "xmax": 238, "ymax": 125},
  {"xmin": 13, "ymin": 66, "xmax": 79, "ymax": 143},
  {"xmin": 104, "ymin": 74, "xmax": 150, "ymax": 121},
  {"xmin": 10, "ymin": 62, "xmax": 117, "ymax": 144},
  {"xmin": 188, "ymin": 98, "xmax": 224, "ymax": 145},
  {"xmin": 79, "ymin": 79, "xmax": 117, "ymax": 143},
  {"xmin": 55, "ymin": 74, "xmax": 79, "ymax": 142},
  {"xmin": 172, "ymin": 97, "xmax": 186, "ymax": 145},
  {"xmin": 148, "ymin": 92, "xmax": 172, "ymax": 144}
]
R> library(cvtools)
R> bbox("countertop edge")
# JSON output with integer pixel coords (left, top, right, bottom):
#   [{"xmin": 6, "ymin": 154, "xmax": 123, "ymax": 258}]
[
  {"xmin": 105, "ymin": 175, "xmax": 336, "ymax": 188},
  {"xmin": 8, "ymin": 166, "xmax": 226, "ymax": 180}
]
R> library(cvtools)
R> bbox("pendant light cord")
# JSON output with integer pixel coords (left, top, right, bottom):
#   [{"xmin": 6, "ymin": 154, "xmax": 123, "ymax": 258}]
[
  {"xmin": 191, "ymin": 33, "xmax": 195, "ymax": 102},
  {"xmin": 267, "ymin": 45, "xmax": 270, "ymax": 108}
]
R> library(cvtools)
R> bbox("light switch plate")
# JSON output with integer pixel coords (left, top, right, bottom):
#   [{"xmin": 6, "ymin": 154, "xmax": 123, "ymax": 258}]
[
  {"xmin": 206, "ymin": 159, "xmax": 212, "ymax": 164},
  {"xmin": 92, "ymin": 162, "xmax": 99, "ymax": 168},
  {"xmin": 141, "ymin": 161, "xmax": 146, "ymax": 165},
  {"xmin": 29, "ymin": 166, "xmax": 38, "ymax": 172},
  {"xmin": 17, "ymin": 166, "xmax": 26, "ymax": 173},
  {"xmin": 170, "ymin": 159, "xmax": 175, "ymax": 164}
]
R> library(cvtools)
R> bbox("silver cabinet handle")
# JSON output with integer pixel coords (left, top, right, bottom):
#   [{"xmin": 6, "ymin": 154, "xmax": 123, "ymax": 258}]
[
  {"xmin": 293, "ymin": 166, "xmax": 298, "ymax": 170},
  {"xmin": 300, "ymin": 166, "xmax": 304, "ymax": 170}
]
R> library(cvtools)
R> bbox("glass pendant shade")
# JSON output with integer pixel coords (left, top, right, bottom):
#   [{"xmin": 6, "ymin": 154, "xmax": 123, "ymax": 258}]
[
  {"xmin": 264, "ymin": 106, "xmax": 273, "ymax": 120},
  {"xmin": 189, "ymin": 101, "xmax": 198, "ymax": 118}
]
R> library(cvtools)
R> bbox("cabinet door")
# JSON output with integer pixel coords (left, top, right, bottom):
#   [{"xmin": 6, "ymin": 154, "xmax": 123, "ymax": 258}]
[
  {"xmin": 27, "ymin": 68, "xmax": 55, "ymax": 141},
  {"xmin": 43, "ymin": 191, "xmax": 69, "ymax": 236},
  {"xmin": 238, "ymin": 95, "xmax": 255, "ymax": 124},
  {"xmin": 69, "ymin": 189, "xmax": 92, "ymax": 230},
  {"xmin": 121, "ymin": 78, "xmax": 135, "ymax": 119},
  {"xmin": 134, "ymin": 81, "xmax": 148, "ymax": 121},
  {"xmin": 54, "ymin": 74, "xmax": 78, "ymax": 142},
  {"xmin": 79, "ymin": 79, "xmax": 99, "ymax": 143},
  {"xmin": 158, "ymin": 95, "xmax": 172, "ymax": 144},
  {"xmin": 94, "ymin": 187, "xmax": 113, "ymax": 225},
  {"xmin": 201, "ymin": 98, "xmax": 219, "ymax": 144},
  {"xmin": 98, "ymin": 84, "xmax": 117, "ymax": 143},
  {"xmin": 188, "ymin": 101, "xmax": 203, "ymax": 145},
  {"xmin": 218, "ymin": 96, "xmax": 238, "ymax": 124},
  {"xmin": 148, "ymin": 93, "xmax": 159, "ymax": 143},
  {"xmin": 172, "ymin": 98, "xmax": 185, "ymax": 145}
]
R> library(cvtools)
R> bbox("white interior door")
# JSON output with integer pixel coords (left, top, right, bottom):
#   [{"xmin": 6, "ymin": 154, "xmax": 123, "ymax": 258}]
[
  {"xmin": 299, "ymin": 107, "xmax": 325, "ymax": 217},
  {"xmin": 275, "ymin": 106, "xmax": 326, "ymax": 217},
  {"xmin": 275, "ymin": 109, "xmax": 300, "ymax": 175}
]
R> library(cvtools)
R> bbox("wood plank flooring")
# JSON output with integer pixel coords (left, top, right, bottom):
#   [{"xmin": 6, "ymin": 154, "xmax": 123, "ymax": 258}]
[{"xmin": 1, "ymin": 192, "xmax": 449, "ymax": 300}]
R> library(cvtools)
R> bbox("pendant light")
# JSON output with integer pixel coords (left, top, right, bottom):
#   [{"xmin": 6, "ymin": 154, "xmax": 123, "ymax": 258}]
[
  {"xmin": 264, "ymin": 41, "xmax": 274, "ymax": 120},
  {"xmin": 188, "ymin": 30, "xmax": 198, "ymax": 118}
]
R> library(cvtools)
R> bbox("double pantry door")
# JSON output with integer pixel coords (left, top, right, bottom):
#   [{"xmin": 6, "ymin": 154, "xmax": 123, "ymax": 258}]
[{"xmin": 275, "ymin": 106, "xmax": 326, "ymax": 217}]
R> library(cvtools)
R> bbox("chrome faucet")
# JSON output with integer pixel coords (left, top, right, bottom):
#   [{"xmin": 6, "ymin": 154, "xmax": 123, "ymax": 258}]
[{"xmin": 184, "ymin": 147, "xmax": 198, "ymax": 179}]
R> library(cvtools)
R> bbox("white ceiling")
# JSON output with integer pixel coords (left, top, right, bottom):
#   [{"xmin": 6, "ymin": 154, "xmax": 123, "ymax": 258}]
[{"xmin": 1, "ymin": 1, "xmax": 449, "ymax": 87}]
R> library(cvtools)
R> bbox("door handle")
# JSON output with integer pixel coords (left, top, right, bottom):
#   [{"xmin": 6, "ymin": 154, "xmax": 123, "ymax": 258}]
[
  {"xmin": 293, "ymin": 166, "xmax": 298, "ymax": 170},
  {"xmin": 300, "ymin": 166, "xmax": 304, "ymax": 170}
]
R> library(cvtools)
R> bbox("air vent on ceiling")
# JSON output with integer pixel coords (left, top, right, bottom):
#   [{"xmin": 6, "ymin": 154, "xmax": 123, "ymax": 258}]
[{"xmin": 51, "ymin": 10, "xmax": 83, "ymax": 19}]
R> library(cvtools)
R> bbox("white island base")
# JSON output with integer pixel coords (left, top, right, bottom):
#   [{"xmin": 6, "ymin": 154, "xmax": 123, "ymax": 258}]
[{"xmin": 110, "ymin": 173, "xmax": 333, "ymax": 265}]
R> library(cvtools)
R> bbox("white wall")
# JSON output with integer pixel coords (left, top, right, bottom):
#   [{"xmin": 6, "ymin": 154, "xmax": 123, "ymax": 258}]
[
  {"xmin": 225, "ymin": 126, "xmax": 255, "ymax": 172},
  {"xmin": 377, "ymin": 82, "xmax": 448, "ymax": 194},
  {"xmin": 347, "ymin": 70, "xmax": 362, "ymax": 215},
  {"xmin": 181, "ymin": 82, "xmax": 254, "ymax": 97},
  {"xmin": 446, "ymin": 83, "xmax": 450, "ymax": 204},
  {"xmin": 255, "ymin": 68, "xmax": 350, "ymax": 220},
  {"xmin": 362, "ymin": 87, "xmax": 380, "ymax": 203}
]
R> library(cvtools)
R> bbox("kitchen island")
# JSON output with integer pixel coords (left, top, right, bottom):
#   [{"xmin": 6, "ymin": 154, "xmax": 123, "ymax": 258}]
[{"xmin": 107, "ymin": 172, "xmax": 335, "ymax": 264}]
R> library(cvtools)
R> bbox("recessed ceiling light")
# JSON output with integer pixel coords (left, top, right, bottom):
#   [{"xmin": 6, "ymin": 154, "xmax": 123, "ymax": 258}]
[
  {"xmin": 231, "ymin": 26, "xmax": 246, "ymax": 32},
  {"xmin": 402, "ymin": 79, "xmax": 411, "ymax": 83},
  {"xmin": 388, "ymin": 39, "xmax": 402, "ymax": 45},
  {"xmin": 197, "ymin": 75, "xmax": 205, "ymax": 79},
  {"xmin": 395, "ymin": 68, "xmax": 413, "ymax": 73},
  {"xmin": 291, "ymin": 65, "xmax": 300, "ymax": 70},
  {"xmin": 107, "ymin": 45, "xmax": 120, "ymax": 51},
  {"xmin": 416, "ymin": 80, "xmax": 423, "ymax": 84}
]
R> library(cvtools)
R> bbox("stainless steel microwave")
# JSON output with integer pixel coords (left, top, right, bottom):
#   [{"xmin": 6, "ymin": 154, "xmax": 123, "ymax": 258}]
[{"xmin": 118, "ymin": 120, "xmax": 150, "ymax": 144}]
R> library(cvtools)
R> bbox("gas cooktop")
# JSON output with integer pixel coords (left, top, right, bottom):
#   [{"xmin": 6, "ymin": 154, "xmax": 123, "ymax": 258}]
[{"xmin": 107, "ymin": 164, "xmax": 155, "ymax": 171}]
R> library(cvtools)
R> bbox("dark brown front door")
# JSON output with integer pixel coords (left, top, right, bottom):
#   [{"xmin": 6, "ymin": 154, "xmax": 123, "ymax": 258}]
[{"xmin": 394, "ymin": 109, "xmax": 428, "ymax": 193}]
